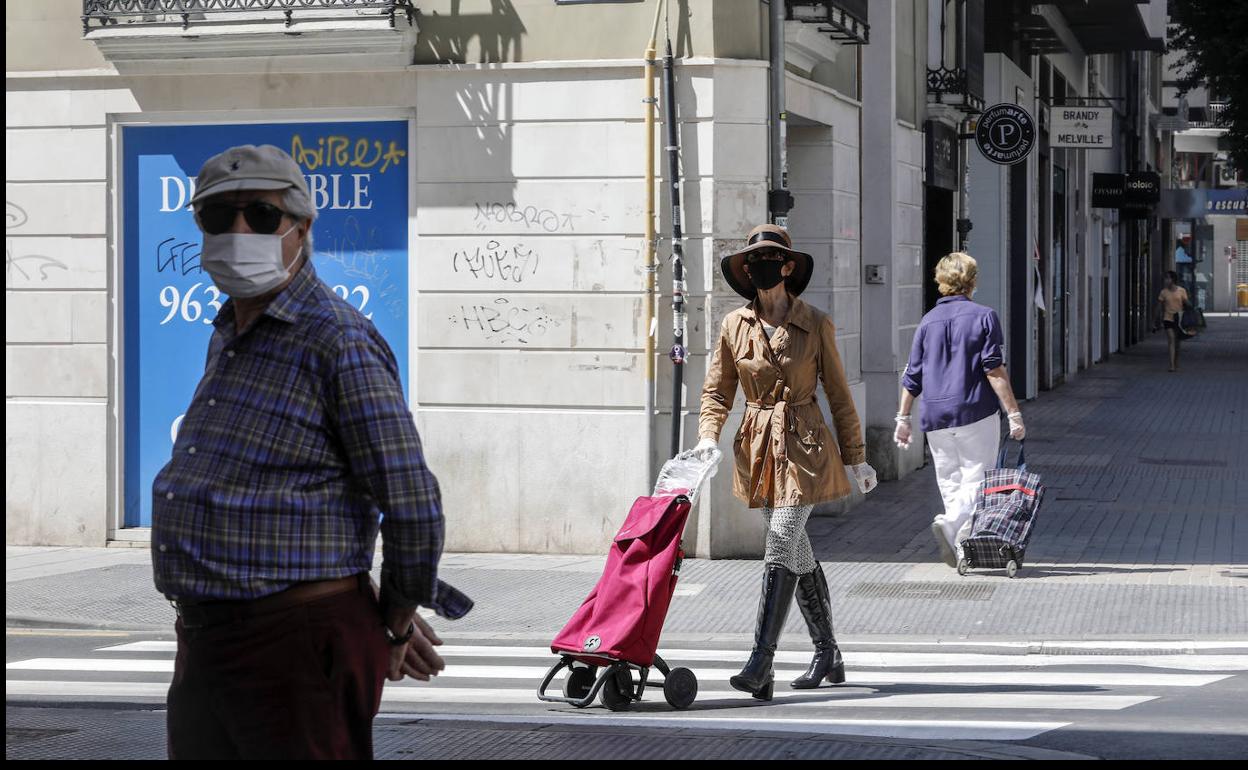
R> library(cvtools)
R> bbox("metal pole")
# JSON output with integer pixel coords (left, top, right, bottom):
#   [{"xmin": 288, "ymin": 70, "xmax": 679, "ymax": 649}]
[
  {"xmin": 663, "ymin": 39, "xmax": 686, "ymax": 458},
  {"xmin": 768, "ymin": 0, "xmax": 792, "ymax": 225},
  {"xmin": 643, "ymin": 0, "xmax": 664, "ymax": 483}
]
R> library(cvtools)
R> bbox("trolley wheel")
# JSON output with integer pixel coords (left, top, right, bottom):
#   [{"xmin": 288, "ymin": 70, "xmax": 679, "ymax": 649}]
[
  {"xmin": 663, "ymin": 667, "xmax": 698, "ymax": 710},
  {"xmin": 1006, "ymin": 560, "xmax": 1019, "ymax": 578},
  {"xmin": 956, "ymin": 558, "xmax": 969, "ymax": 576},
  {"xmin": 563, "ymin": 665, "xmax": 596, "ymax": 704},
  {"xmin": 600, "ymin": 667, "xmax": 633, "ymax": 711}
]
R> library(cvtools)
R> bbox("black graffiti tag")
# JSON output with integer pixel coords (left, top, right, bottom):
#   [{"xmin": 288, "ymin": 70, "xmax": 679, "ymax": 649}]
[
  {"xmin": 448, "ymin": 298, "xmax": 561, "ymax": 345},
  {"xmin": 452, "ymin": 240, "xmax": 540, "ymax": 284},
  {"xmin": 473, "ymin": 202, "xmax": 577, "ymax": 233}
]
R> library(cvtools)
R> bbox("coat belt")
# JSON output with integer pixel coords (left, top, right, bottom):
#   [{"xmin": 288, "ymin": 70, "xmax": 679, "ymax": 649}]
[{"xmin": 745, "ymin": 395, "xmax": 815, "ymax": 503}]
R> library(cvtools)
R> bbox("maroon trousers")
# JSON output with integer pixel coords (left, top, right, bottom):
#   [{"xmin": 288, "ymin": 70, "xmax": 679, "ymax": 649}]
[{"xmin": 167, "ymin": 577, "xmax": 390, "ymax": 759}]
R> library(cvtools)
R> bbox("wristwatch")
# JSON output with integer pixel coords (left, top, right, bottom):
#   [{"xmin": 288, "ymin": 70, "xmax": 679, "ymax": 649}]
[{"xmin": 384, "ymin": 621, "xmax": 416, "ymax": 646}]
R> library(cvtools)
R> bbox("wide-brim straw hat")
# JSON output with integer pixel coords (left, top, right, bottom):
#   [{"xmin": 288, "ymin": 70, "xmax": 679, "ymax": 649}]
[{"xmin": 720, "ymin": 224, "xmax": 814, "ymax": 300}]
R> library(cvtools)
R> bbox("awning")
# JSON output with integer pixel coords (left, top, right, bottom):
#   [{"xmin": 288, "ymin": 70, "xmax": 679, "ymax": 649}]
[
  {"xmin": 1047, "ymin": 0, "xmax": 1165, "ymax": 53},
  {"xmin": 1173, "ymin": 129, "xmax": 1228, "ymax": 154}
]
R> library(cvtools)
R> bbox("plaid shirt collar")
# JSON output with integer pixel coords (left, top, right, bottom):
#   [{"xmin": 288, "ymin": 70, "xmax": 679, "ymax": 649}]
[{"xmin": 212, "ymin": 258, "xmax": 318, "ymax": 333}]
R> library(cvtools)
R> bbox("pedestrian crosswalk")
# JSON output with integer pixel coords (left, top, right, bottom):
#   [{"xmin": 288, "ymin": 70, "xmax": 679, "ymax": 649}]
[{"xmin": 7, "ymin": 640, "xmax": 1246, "ymax": 742}]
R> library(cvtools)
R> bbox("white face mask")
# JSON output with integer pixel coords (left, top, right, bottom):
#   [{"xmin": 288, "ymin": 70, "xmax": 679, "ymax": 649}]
[{"xmin": 200, "ymin": 225, "xmax": 300, "ymax": 298}]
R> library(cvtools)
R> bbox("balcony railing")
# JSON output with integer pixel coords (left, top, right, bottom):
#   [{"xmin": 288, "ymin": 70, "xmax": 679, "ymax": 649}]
[
  {"xmin": 82, "ymin": 0, "xmax": 416, "ymax": 34},
  {"xmin": 1196, "ymin": 102, "xmax": 1232, "ymax": 129},
  {"xmin": 927, "ymin": 65, "xmax": 985, "ymax": 114},
  {"xmin": 788, "ymin": 1, "xmax": 870, "ymax": 45}
]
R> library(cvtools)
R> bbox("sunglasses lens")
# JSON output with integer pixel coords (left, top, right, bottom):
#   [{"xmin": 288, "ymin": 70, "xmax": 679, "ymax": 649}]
[
  {"xmin": 243, "ymin": 203, "xmax": 285, "ymax": 235},
  {"xmin": 199, "ymin": 202, "xmax": 287, "ymax": 235},
  {"xmin": 199, "ymin": 205, "xmax": 236, "ymax": 235}
]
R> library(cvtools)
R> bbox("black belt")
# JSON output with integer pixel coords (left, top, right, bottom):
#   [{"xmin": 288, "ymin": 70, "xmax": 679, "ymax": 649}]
[{"xmin": 175, "ymin": 574, "xmax": 364, "ymax": 628}]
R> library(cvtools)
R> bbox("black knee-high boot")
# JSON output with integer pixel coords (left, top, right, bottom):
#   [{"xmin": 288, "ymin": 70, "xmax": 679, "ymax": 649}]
[
  {"xmin": 730, "ymin": 563, "xmax": 797, "ymax": 701},
  {"xmin": 790, "ymin": 563, "xmax": 845, "ymax": 688}
]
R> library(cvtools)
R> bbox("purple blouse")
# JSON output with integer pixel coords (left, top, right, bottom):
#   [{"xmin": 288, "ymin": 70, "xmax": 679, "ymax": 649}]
[{"xmin": 901, "ymin": 295, "xmax": 1005, "ymax": 432}]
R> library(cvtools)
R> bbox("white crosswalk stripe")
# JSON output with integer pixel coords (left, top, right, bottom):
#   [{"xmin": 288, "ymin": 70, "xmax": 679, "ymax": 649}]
[
  {"xmin": 7, "ymin": 641, "xmax": 1245, "ymax": 743},
  {"xmin": 6, "ymin": 657, "xmax": 1233, "ymax": 689}
]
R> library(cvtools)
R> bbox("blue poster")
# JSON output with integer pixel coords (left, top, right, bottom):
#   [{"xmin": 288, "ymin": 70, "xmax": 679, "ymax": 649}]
[{"xmin": 122, "ymin": 120, "xmax": 410, "ymax": 527}]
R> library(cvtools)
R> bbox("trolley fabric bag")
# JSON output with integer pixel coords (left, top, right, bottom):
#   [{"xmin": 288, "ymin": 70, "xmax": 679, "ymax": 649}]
[
  {"xmin": 961, "ymin": 440, "xmax": 1044, "ymax": 574},
  {"xmin": 550, "ymin": 494, "xmax": 692, "ymax": 667}
]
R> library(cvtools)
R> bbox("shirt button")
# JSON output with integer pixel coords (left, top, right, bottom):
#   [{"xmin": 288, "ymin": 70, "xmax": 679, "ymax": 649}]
[
  {"xmin": 159, "ymin": 544, "xmax": 168, "ymax": 553},
  {"xmin": 187, "ymin": 447, "xmax": 197, "ymax": 455},
  {"xmin": 226, "ymin": 350, "xmax": 236, "ymax": 358},
  {"xmin": 208, "ymin": 399, "xmax": 217, "ymax": 407},
  {"xmin": 166, "ymin": 492, "xmax": 175, "ymax": 500}
]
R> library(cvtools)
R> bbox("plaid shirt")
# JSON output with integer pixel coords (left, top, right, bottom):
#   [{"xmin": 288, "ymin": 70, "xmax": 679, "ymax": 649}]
[{"xmin": 152, "ymin": 261, "xmax": 470, "ymax": 619}]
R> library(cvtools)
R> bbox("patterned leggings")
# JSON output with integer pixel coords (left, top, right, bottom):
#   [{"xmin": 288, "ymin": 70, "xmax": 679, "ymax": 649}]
[{"xmin": 762, "ymin": 504, "xmax": 818, "ymax": 575}]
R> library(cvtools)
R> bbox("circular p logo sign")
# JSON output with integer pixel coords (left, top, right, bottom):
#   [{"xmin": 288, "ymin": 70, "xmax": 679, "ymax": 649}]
[{"xmin": 975, "ymin": 103, "xmax": 1036, "ymax": 165}]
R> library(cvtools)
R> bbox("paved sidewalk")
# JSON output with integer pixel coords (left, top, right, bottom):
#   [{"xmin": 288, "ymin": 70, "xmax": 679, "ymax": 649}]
[
  {"xmin": 6, "ymin": 319, "xmax": 1247, "ymax": 640},
  {"xmin": 813, "ymin": 315, "xmax": 1247, "ymax": 588}
]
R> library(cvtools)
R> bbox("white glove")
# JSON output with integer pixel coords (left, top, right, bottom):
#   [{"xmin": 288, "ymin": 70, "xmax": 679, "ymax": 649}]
[
  {"xmin": 693, "ymin": 437, "xmax": 718, "ymax": 457},
  {"xmin": 1007, "ymin": 411, "xmax": 1025, "ymax": 440},
  {"xmin": 849, "ymin": 462, "xmax": 878, "ymax": 495},
  {"xmin": 893, "ymin": 415, "xmax": 913, "ymax": 449}
]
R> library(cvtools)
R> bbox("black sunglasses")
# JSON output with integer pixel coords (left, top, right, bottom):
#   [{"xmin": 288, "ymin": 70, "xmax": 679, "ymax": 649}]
[
  {"xmin": 747, "ymin": 249, "xmax": 789, "ymax": 263},
  {"xmin": 199, "ymin": 201, "xmax": 291, "ymax": 235}
]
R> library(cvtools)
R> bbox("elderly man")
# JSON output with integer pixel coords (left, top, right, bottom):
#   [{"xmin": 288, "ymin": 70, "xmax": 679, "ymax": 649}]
[{"xmin": 151, "ymin": 144, "xmax": 470, "ymax": 760}]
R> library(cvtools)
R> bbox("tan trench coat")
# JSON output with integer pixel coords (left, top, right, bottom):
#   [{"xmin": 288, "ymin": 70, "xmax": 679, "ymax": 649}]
[{"xmin": 699, "ymin": 298, "xmax": 866, "ymax": 509}]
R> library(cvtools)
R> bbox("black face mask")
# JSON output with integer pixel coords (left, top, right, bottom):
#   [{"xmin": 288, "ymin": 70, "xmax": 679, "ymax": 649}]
[{"xmin": 747, "ymin": 260, "xmax": 786, "ymax": 291}]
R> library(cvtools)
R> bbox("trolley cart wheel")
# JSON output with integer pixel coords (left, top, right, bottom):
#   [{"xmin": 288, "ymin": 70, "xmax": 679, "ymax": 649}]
[
  {"xmin": 663, "ymin": 667, "xmax": 698, "ymax": 710},
  {"xmin": 563, "ymin": 665, "xmax": 597, "ymax": 704},
  {"xmin": 600, "ymin": 666, "xmax": 633, "ymax": 711},
  {"xmin": 956, "ymin": 558, "xmax": 969, "ymax": 576},
  {"xmin": 1006, "ymin": 560, "xmax": 1019, "ymax": 578}
]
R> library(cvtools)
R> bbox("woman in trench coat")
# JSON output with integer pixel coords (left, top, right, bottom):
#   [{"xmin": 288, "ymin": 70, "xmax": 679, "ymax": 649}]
[{"xmin": 694, "ymin": 224, "xmax": 878, "ymax": 701}]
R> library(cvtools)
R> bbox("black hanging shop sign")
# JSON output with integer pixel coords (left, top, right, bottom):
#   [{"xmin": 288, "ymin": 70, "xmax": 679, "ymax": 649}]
[
  {"xmin": 1122, "ymin": 171, "xmax": 1160, "ymax": 219},
  {"xmin": 974, "ymin": 103, "xmax": 1036, "ymax": 165},
  {"xmin": 1090, "ymin": 172, "xmax": 1158, "ymax": 219},
  {"xmin": 1125, "ymin": 172, "xmax": 1160, "ymax": 203},
  {"xmin": 925, "ymin": 121, "xmax": 960, "ymax": 191},
  {"xmin": 1091, "ymin": 173, "xmax": 1124, "ymax": 208}
]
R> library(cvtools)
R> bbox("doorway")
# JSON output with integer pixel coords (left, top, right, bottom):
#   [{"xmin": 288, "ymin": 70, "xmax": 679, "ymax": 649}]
[
  {"xmin": 924, "ymin": 186, "xmax": 955, "ymax": 312},
  {"xmin": 1050, "ymin": 163, "xmax": 1067, "ymax": 386}
]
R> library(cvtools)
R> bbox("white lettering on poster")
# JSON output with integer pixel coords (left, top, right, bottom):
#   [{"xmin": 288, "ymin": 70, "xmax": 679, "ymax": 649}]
[
  {"xmin": 157, "ymin": 174, "xmax": 373, "ymax": 212},
  {"xmin": 160, "ymin": 176, "xmax": 199, "ymax": 212},
  {"xmin": 156, "ymin": 282, "xmax": 372, "ymax": 325},
  {"xmin": 307, "ymin": 174, "xmax": 375, "ymax": 211}
]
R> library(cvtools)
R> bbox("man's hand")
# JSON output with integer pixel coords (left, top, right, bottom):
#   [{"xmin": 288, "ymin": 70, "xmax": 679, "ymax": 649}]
[{"xmin": 386, "ymin": 610, "xmax": 445, "ymax": 682}]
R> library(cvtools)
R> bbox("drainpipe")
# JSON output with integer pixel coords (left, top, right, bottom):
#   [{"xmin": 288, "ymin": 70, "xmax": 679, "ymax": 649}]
[
  {"xmin": 769, "ymin": 0, "xmax": 793, "ymax": 225},
  {"xmin": 663, "ymin": 38, "xmax": 687, "ymax": 458},
  {"xmin": 643, "ymin": 0, "xmax": 664, "ymax": 484}
]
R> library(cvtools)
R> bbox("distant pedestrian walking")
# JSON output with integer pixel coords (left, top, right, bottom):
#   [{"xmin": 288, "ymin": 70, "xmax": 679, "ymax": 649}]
[
  {"xmin": 151, "ymin": 145, "xmax": 470, "ymax": 759},
  {"xmin": 696, "ymin": 224, "xmax": 878, "ymax": 700},
  {"xmin": 1156, "ymin": 270, "xmax": 1192, "ymax": 372},
  {"xmin": 893, "ymin": 252, "xmax": 1025, "ymax": 568}
]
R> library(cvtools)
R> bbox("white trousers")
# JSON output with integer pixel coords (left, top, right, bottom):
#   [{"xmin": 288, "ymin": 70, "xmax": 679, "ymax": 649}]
[{"xmin": 926, "ymin": 412, "xmax": 1001, "ymax": 547}]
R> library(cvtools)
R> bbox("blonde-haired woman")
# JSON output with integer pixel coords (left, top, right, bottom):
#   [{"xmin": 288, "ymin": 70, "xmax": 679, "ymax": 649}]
[{"xmin": 893, "ymin": 252, "xmax": 1026, "ymax": 567}]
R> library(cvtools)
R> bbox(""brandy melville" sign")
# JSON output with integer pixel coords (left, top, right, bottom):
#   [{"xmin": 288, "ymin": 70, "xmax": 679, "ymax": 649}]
[{"xmin": 1051, "ymin": 106, "xmax": 1114, "ymax": 149}]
